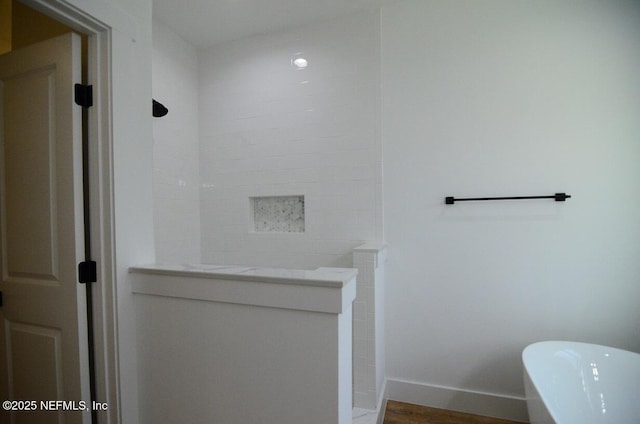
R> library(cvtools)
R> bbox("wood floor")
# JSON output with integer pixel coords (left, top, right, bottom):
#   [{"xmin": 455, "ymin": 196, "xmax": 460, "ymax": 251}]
[{"xmin": 382, "ymin": 401, "xmax": 526, "ymax": 424}]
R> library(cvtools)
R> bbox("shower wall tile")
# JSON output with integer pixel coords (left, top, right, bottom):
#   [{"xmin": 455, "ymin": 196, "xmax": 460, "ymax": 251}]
[
  {"xmin": 152, "ymin": 20, "xmax": 201, "ymax": 263},
  {"xmin": 198, "ymin": 10, "xmax": 382, "ymax": 269}
]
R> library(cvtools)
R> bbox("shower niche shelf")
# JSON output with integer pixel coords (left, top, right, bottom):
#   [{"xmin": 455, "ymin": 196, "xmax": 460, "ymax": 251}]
[{"xmin": 250, "ymin": 195, "xmax": 305, "ymax": 233}]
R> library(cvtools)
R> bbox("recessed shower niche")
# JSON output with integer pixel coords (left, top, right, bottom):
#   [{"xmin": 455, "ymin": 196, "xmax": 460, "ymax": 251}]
[{"xmin": 250, "ymin": 195, "xmax": 305, "ymax": 233}]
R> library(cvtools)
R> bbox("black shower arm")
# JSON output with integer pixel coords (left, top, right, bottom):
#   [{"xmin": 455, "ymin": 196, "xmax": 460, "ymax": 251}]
[{"xmin": 152, "ymin": 99, "xmax": 168, "ymax": 117}]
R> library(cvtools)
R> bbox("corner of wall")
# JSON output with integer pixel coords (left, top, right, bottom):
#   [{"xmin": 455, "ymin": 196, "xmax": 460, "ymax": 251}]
[{"xmin": 353, "ymin": 243, "xmax": 387, "ymax": 411}]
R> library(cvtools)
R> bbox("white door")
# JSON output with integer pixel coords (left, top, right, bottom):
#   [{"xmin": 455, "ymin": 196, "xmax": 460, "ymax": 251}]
[{"xmin": 0, "ymin": 33, "xmax": 91, "ymax": 424}]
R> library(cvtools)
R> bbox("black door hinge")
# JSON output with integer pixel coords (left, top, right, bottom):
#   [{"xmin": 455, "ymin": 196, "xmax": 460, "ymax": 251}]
[
  {"xmin": 74, "ymin": 84, "xmax": 93, "ymax": 108},
  {"xmin": 79, "ymin": 261, "xmax": 97, "ymax": 284}
]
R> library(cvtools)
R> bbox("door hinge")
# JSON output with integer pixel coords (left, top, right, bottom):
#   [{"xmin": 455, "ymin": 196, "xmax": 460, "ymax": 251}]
[
  {"xmin": 74, "ymin": 84, "xmax": 93, "ymax": 108},
  {"xmin": 78, "ymin": 261, "xmax": 97, "ymax": 284}
]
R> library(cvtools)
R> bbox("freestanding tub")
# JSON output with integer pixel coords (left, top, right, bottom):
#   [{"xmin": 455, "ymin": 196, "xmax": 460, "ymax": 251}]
[{"xmin": 522, "ymin": 341, "xmax": 640, "ymax": 424}]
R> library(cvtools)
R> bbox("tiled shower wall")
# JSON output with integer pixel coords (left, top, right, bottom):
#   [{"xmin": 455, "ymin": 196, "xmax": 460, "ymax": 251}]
[
  {"xmin": 152, "ymin": 19, "xmax": 201, "ymax": 263},
  {"xmin": 198, "ymin": 10, "xmax": 382, "ymax": 268}
]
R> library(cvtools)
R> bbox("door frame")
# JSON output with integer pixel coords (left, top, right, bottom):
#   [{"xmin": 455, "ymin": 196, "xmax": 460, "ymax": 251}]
[{"xmin": 18, "ymin": 1, "xmax": 125, "ymax": 423}]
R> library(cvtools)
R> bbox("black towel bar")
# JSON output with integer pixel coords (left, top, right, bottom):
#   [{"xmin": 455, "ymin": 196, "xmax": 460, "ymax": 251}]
[{"xmin": 445, "ymin": 193, "xmax": 571, "ymax": 205}]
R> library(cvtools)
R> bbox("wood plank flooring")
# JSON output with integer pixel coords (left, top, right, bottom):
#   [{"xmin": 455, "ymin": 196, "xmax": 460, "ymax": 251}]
[{"xmin": 383, "ymin": 401, "xmax": 526, "ymax": 424}]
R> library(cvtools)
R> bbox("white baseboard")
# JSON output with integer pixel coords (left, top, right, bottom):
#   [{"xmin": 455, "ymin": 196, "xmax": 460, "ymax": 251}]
[
  {"xmin": 384, "ymin": 378, "xmax": 529, "ymax": 423},
  {"xmin": 352, "ymin": 380, "xmax": 389, "ymax": 424},
  {"xmin": 376, "ymin": 379, "xmax": 388, "ymax": 424}
]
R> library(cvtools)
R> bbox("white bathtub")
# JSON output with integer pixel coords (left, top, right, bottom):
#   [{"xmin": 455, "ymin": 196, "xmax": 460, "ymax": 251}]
[{"xmin": 522, "ymin": 341, "xmax": 640, "ymax": 424}]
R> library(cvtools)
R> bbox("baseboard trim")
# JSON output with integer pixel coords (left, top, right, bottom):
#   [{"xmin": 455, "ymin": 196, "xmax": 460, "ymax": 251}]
[
  {"xmin": 384, "ymin": 378, "xmax": 529, "ymax": 423},
  {"xmin": 376, "ymin": 379, "xmax": 388, "ymax": 424}
]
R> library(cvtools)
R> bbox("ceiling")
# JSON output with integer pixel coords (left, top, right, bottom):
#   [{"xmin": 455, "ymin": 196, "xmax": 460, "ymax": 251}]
[{"xmin": 152, "ymin": 0, "xmax": 387, "ymax": 48}]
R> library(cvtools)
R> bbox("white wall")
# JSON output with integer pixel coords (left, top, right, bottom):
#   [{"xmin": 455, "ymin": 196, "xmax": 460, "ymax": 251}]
[
  {"xmin": 198, "ymin": 10, "xmax": 382, "ymax": 269},
  {"xmin": 132, "ymin": 267, "xmax": 355, "ymax": 424},
  {"xmin": 382, "ymin": 0, "xmax": 640, "ymax": 418},
  {"xmin": 152, "ymin": 19, "xmax": 201, "ymax": 263},
  {"xmin": 99, "ymin": 0, "xmax": 154, "ymax": 422}
]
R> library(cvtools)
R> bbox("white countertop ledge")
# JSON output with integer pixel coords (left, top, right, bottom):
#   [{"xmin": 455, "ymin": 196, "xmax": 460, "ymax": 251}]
[
  {"xmin": 129, "ymin": 264, "xmax": 358, "ymax": 314},
  {"xmin": 130, "ymin": 263, "xmax": 357, "ymax": 288}
]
